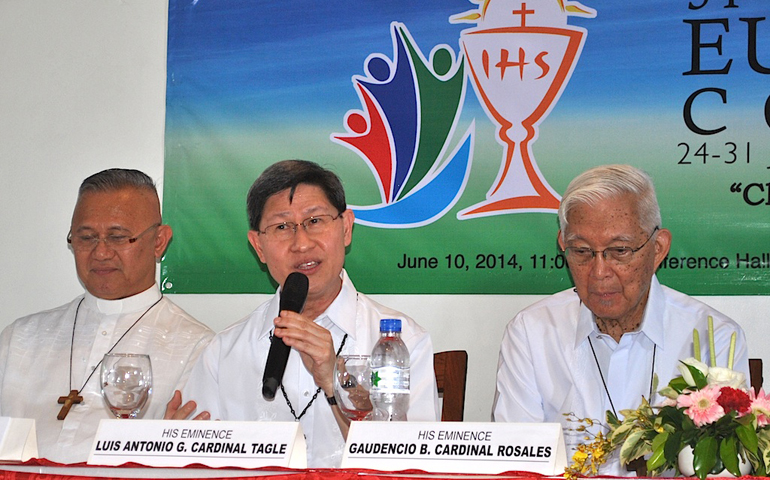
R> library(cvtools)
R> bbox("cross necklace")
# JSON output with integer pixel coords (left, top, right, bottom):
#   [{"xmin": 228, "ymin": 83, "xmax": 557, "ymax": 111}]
[
  {"xmin": 57, "ymin": 295, "xmax": 163, "ymax": 420},
  {"xmin": 267, "ymin": 330, "xmax": 348, "ymax": 421}
]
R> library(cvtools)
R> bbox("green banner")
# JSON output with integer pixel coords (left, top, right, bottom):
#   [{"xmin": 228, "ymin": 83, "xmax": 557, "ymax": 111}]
[{"xmin": 162, "ymin": 0, "xmax": 770, "ymax": 295}]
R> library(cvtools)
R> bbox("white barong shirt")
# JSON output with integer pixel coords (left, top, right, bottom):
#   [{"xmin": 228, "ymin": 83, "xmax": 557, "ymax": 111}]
[
  {"xmin": 183, "ymin": 269, "xmax": 439, "ymax": 468},
  {"xmin": 0, "ymin": 284, "xmax": 214, "ymax": 464},
  {"xmin": 493, "ymin": 275, "xmax": 748, "ymax": 476}
]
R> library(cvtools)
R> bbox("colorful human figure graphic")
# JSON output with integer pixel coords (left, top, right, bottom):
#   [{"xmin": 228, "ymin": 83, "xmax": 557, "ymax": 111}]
[{"xmin": 332, "ymin": 23, "xmax": 474, "ymax": 228}]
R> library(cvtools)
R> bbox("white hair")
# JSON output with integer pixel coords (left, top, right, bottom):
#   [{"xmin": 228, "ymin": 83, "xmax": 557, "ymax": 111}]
[{"xmin": 558, "ymin": 164, "xmax": 661, "ymax": 234}]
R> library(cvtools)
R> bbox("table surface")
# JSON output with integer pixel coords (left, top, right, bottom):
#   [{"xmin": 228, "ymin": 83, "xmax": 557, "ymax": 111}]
[
  {"xmin": 2, "ymin": 463, "xmax": 767, "ymax": 480},
  {"xmin": 0, "ymin": 463, "xmax": 564, "ymax": 480}
]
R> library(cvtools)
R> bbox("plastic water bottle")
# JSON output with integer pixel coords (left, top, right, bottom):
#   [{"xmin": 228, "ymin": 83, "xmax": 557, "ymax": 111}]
[{"xmin": 370, "ymin": 318, "xmax": 410, "ymax": 421}]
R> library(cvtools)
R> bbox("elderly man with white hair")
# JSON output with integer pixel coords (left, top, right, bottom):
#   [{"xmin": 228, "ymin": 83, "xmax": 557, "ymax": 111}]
[{"xmin": 492, "ymin": 164, "xmax": 749, "ymax": 476}]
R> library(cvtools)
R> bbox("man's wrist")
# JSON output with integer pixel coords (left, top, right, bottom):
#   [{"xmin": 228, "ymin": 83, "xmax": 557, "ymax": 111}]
[{"xmin": 326, "ymin": 394, "xmax": 337, "ymax": 406}]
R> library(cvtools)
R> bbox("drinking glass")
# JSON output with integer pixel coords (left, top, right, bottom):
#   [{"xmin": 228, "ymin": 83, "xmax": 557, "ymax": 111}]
[
  {"xmin": 100, "ymin": 353, "xmax": 152, "ymax": 419},
  {"xmin": 333, "ymin": 355, "xmax": 373, "ymax": 420}
]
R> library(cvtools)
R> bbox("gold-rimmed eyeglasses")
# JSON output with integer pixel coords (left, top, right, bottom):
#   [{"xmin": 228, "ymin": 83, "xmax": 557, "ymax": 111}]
[
  {"xmin": 563, "ymin": 226, "xmax": 659, "ymax": 266},
  {"xmin": 67, "ymin": 223, "xmax": 161, "ymax": 251},
  {"xmin": 257, "ymin": 213, "xmax": 343, "ymax": 241}
]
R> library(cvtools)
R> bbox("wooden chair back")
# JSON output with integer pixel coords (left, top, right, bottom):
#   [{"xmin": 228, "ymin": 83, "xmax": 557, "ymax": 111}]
[
  {"xmin": 433, "ymin": 350, "xmax": 468, "ymax": 421},
  {"xmin": 750, "ymin": 358, "xmax": 763, "ymax": 394}
]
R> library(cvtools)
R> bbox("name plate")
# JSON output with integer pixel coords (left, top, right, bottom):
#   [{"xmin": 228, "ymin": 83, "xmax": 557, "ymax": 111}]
[
  {"xmin": 342, "ymin": 422, "xmax": 566, "ymax": 475},
  {"xmin": 88, "ymin": 420, "xmax": 306, "ymax": 468},
  {"xmin": 0, "ymin": 417, "xmax": 37, "ymax": 462}
]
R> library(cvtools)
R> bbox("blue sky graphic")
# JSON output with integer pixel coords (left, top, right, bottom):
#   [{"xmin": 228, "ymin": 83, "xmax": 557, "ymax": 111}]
[{"xmin": 166, "ymin": 0, "xmax": 769, "ymax": 125}]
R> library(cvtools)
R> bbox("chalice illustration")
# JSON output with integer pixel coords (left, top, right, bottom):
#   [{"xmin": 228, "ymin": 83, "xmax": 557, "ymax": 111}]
[{"xmin": 453, "ymin": 0, "xmax": 595, "ymax": 218}]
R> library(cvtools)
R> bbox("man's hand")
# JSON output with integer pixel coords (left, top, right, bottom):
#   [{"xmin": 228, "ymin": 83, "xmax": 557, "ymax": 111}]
[
  {"xmin": 164, "ymin": 390, "xmax": 211, "ymax": 420},
  {"xmin": 273, "ymin": 310, "xmax": 336, "ymax": 395}
]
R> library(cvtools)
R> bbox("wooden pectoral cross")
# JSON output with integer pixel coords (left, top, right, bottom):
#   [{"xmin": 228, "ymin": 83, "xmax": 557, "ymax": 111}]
[{"xmin": 57, "ymin": 389, "xmax": 83, "ymax": 420}]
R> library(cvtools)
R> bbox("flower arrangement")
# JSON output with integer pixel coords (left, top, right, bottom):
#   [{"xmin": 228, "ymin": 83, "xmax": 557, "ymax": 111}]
[
  {"xmin": 563, "ymin": 413, "xmax": 611, "ymax": 480},
  {"xmin": 603, "ymin": 317, "xmax": 770, "ymax": 479}
]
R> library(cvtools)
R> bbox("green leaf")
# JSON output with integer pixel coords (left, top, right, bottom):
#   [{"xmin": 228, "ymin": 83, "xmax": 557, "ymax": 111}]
[
  {"xmin": 610, "ymin": 421, "xmax": 636, "ymax": 441},
  {"xmin": 710, "ymin": 452, "xmax": 725, "ymax": 475},
  {"xmin": 694, "ymin": 437, "xmax": 718, "ymax": 480},
  {"xmin": 620, "ymin": 429, "xmax": 647, "ymax": 464},
  {"xmin": 658, "ymin": 385, "xmax": 680, "ymax": 400},
  {"xmin": 719, "ymin": 436, "xmax": 740, "ymax": 476},
  {"xmin": 757, "ymin": 429, "xmax": 770, "ymax": 473},
  {"xmin": 737, "ymin": 412, "xmax": 756, "ymax": 426},
  {"xmin": 651, "ymin": 431, "xmax": 669, "ymax": 452},
  {"xmin": 684, "ymin": 363, "xmax": 708, "ymax": 389},
  {"xmin": 736, "ymin": 422, "xmax": 759, "ymax": 453},
  {"xmin": 681, "ymin": 413, "xmax": 696, "ymax": 431},
  {"xmin": 647, "ymin": 433, "xmax": 668, "ymax": 472},
  {"xmin": 659, "ymin": 405, "xmax": 685, "ymax": 426},
  {"xmin": 664, "ymin": 431, "xmax": 684, "ymax": 464},
  {"xmin": 668, "ymin": 376, "xmax": 689, "ymax": 394}
]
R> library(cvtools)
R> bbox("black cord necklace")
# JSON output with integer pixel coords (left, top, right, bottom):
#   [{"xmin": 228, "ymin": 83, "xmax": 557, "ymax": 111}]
[
  {"xmin": 588, "ymin": 336, "xmax": 656, "ymax": 418},
  {"xmin": 270, "ymin": 331, "xmax": 348, "ymax": 421},
  {"xmin": 57, "ymin": 295, "xmax": 163, "ymax": 420}
]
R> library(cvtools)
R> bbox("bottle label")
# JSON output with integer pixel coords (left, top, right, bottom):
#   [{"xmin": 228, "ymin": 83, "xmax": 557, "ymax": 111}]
[{"xmin": 370, "ymin": 366, "xmax": 409, "ymax": 394}]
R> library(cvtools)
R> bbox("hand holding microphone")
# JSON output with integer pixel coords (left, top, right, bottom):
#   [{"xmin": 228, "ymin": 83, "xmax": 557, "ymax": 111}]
[{"xmin": 262, "ymin": 272, "xmax": 309, "ymax": 400}]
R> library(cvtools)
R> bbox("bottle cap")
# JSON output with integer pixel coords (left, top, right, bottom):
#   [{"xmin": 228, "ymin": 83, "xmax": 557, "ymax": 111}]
[{"xmin": 379, "ymin": 318, "xmax": 402, "ymax": 333}]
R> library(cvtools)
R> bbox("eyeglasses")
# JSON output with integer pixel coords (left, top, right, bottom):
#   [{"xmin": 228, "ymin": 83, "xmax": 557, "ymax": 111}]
[
  {"xmin": 67, "ymin": 223, "xmax": 161, "ymax": 251},
  {"xmin": 563, "ymin": 226, "xmax": 660, "ymax": 266},
  {"xmin": 257, "ymin": 213, "xmax": 343, "ymax": 241}
]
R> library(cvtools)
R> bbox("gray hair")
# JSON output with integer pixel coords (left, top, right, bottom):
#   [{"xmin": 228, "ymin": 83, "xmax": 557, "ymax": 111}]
[
  {"xmin": 78, "ymin": 168, "xmax": 157, "ymax": 196},
  {"xmin": 558, "ymin": 164, "xmax": 661, "ymax": 233}
]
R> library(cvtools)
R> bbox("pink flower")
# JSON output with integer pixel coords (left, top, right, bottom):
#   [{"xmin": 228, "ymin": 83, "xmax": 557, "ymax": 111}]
[
  {"xmin": 678, "ymin": 385, "xmax": 725, "ymax": 427},
  {"xmin": 750, "ymin": 389, "xmax": 770, "ymax": 427}
]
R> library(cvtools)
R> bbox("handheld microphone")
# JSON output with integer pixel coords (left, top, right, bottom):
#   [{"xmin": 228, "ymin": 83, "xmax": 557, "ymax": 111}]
[{"xmin": 262, "ymin": 272, "xmax": 309, "ymax": 400}]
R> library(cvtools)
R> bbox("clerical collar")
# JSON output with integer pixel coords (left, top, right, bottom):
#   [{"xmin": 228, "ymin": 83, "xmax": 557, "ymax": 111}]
[
  {"xmin": 83, "ymin": 284, "xmax": 162, "ymax": 316},
  {"xmin": 58, "ymin": 287, "xmax": 163, "ymax": 420}
]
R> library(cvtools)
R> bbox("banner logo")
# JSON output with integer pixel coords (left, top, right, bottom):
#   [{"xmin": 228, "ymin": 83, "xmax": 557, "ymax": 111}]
[
  {"xmin": 332, "ymin": 23, "xmax": 473, "ymax": 229},
  {"xmin": 452, "ymin": 0, "xmax": 595, "ymax": 219},
  {"xmin": 334, "ymin": 0, "xmax": 596, "ymax": 227}
]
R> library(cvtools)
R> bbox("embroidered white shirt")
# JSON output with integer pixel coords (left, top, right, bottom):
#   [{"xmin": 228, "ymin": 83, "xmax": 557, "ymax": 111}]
[
  {"xmin": 183, "ymin": 270, "xmax": 439, "ymax": 468},
  {"xmin": 0, "ymin": 284, "xmax": 214, "ymax": 464}
]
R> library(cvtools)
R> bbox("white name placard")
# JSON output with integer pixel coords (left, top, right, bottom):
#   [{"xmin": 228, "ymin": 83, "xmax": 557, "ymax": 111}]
[
  {"xmin": 88, "ymin": 420, "xmax": 306, "ymax": 469},
  {"xmin": 342, "ymin": 421, "xmax": 566, "ymax": 475},
  {"xmin": 0, "ymin": 417, "xmax": 37, "ymax": 462}
]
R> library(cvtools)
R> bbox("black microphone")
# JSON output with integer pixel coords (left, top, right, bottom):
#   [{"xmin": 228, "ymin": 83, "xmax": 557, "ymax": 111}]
[{"xmin": 262, "ymin": 272, "xmax": 309, "ymax": 400}]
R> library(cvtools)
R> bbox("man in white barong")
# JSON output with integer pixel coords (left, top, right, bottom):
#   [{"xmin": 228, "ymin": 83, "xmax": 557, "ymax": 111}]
[
  {"xmin": 493, "ymin": 164, "xmax": 749, "ymax": 476},
  {"xmin": 0, "ymin": 168, "xmax": 214, "ymax": 464},
  {"xmin": 167, "ymin": 160, "xmax": 439, "ymax": 467}
]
